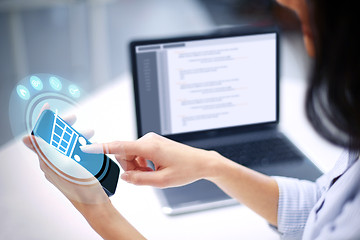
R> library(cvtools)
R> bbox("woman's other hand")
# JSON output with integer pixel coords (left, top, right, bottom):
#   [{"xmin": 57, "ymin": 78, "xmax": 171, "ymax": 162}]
[{"xmin": 81, "ymin": 132, "xmax": 224, "ymax": 188}]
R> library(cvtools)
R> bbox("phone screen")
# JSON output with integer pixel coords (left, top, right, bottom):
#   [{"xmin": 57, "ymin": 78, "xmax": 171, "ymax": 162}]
[{"xmin": 32, "ymin": 109, "xmax": 119, "ymax": 196}]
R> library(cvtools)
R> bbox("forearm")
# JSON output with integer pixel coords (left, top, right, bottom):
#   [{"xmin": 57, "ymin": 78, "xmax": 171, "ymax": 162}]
[
  {"xmin": 79, "ymin": 134, "xmax": 279, "ymax": 227},
  {"xmin": 73, "ymin": 200, "xmax": 146, "ymax": 240},
  {"xmin": 204, "ymin": 153, "xmax": 279, "ymax": 226}
]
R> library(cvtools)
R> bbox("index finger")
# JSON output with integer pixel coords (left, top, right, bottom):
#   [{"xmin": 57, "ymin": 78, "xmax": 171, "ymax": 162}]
[{"xmin": 80, "ymin": 141, "xmax": 150, "ymax": 158}]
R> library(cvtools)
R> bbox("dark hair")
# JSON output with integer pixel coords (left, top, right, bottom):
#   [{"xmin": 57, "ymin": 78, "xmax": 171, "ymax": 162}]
[{"xmin": 306, "ymin": 1, "xmax": 360, "ymax": 151}]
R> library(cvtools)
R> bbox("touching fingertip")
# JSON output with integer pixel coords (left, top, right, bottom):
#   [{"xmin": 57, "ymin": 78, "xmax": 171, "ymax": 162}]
[
  {"xmin": 80, "ymin": 144, "xmax": 103, "ymax": 154},
  {"xmin": 121, "ymin": 172, "xmax": 130, "ymax": 182}
]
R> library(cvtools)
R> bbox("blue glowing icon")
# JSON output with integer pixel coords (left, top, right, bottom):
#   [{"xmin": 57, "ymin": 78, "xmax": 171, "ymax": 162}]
[
  {"xmin": 49, "ymin": 76, "xmax": 62, "ymax": 91},
  {"xmin": 30, "ymin": 76, "xmax": 43, "ymax": 91},
  {"xmin": 68, "ymin": 84, "xmax": 80, "ymax": 98},
  {"xmin": 16, "ymin": 85, "xmax": 30, "ymax": 100}
]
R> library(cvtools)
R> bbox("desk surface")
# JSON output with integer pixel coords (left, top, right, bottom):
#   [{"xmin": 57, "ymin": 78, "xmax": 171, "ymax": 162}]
[{"xmin": 0, "ymin": 74, "xmax": 342, "ymax": 240}]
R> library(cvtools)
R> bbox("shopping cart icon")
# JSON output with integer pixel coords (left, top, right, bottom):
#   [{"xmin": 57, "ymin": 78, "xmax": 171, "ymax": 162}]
[{"xmin": 49, "ymin": 112, "xmax": 79, "ymax": 159}]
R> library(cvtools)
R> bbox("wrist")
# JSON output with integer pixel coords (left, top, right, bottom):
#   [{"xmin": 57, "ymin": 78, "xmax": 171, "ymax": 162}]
[
  {"xmin": 200, "ymin": 150, "xmax": 233, "ymax": 182},
  {"xmin": 72, "ymin": 199, "xmax": 114, "ymax": 225},
  {"xmin": 74, "ymin": 200, "xmax": 131, "ymax": 239},
  {"xmin": 71, "ymin": 198, "xmax": 146, "ymax": 239}
]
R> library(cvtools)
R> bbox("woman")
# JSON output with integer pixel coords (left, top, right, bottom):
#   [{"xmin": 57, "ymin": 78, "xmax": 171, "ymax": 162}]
[{"xmin": 24, "ymin": 0, "xmax": 360, "ymax": 239}]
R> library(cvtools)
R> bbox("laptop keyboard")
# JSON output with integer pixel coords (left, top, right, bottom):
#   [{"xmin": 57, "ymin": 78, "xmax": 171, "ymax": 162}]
[{"xmin": 208, "ymin": 137, "xmax": 303, "ymax": 167}]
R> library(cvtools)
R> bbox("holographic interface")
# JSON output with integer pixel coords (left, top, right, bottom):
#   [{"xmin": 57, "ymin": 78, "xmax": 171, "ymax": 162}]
[
  {"xmin": 9, "ymin": 74, "xmax": 83, "ymax": 139},
  {"xmin": 9, "ymin": 74, "xmax": 119, "ymax": 197}
]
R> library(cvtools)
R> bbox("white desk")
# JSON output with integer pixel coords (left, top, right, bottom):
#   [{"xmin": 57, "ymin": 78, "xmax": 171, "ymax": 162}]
[{"xmin": 0, "ymin": 74, "xmax": 343, "ymax": 240}]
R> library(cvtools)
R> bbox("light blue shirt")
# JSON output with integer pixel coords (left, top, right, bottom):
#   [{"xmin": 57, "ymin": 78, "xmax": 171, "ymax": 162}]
[{"xmin": 273, "ymin": 151, "xmax": 360, "ymax": 240}]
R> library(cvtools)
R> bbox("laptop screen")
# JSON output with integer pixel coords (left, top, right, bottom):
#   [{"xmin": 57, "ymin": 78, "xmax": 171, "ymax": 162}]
[{"xmin": 133, "ymin": 32, "xmax": 277, "ymax": 136}]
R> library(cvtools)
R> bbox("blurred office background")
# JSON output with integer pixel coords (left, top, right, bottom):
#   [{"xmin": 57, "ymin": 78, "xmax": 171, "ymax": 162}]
[{"xmin": 0, "ymin": 0, "xmax": 310, "ymax": 147}]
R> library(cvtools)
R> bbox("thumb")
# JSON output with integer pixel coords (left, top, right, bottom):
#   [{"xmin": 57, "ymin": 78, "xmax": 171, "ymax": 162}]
[{"xmin": 121, "ymin": 170, "xmax": 167, "ymax": 188}]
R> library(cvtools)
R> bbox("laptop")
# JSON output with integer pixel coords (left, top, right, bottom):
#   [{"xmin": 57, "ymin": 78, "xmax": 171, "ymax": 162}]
[{"xmin": 129, "ymin": 27, "xmax": 322, "ymax": 215}]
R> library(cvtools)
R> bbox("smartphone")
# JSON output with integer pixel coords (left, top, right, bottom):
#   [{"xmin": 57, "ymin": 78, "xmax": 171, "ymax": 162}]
[{"xmin": 31, "ymin": 109, "xmax": 119, "ymax": 196}]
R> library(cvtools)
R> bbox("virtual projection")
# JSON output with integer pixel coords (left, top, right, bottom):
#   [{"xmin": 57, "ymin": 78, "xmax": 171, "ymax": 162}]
[
  {"xmin": 9, "ymin": 74, "xmax": 119, "ymax": 200},
  {"xmin": 10, "ymin": 74, "xmax": 82, "ymax": 138}
]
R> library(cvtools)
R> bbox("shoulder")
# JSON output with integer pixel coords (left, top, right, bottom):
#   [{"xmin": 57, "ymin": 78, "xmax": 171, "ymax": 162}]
[
  {"xmin": 316, "ymin": 187, "xmax": 360, "ymax": 239},
  {"xmin": 311, "ymin": 167, "xmax": 360, "ymax": 240}
]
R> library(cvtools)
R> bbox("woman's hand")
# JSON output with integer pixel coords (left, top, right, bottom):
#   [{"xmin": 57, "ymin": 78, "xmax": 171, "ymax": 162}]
[
  {"xmin": 82, "ymin": 132, "xmax": 280, "ymax": 226},
  {"xmin": 23, "ymin": 104, "xmax": 146, "ymax": 239},
  {"xmin": 24, "ymin": 134, "xmax": 146, "ymax": 240},
  {"xmin": 81, "ymin": 132, "xmax": 224, "ymax": 188},
  {"xmin": 22, "ymin": 104, "xmax": 108, "ymax": 205}
]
